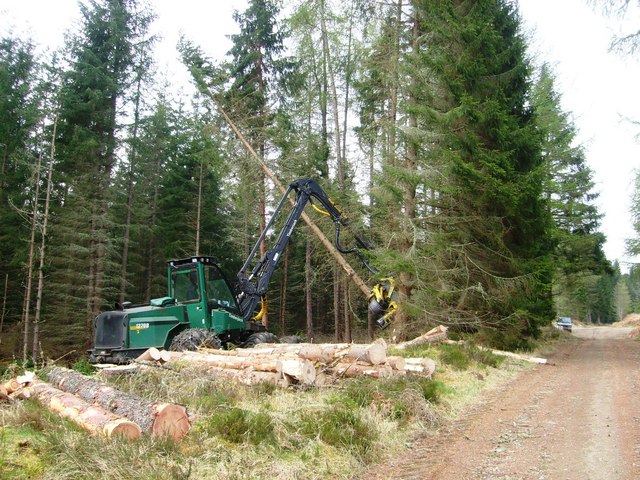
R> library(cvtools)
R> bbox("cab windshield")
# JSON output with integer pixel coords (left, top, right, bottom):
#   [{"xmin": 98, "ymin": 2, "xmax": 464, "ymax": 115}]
[{"xmin": 204, "ymin": 265, "xmax": 240, "ymax": 314}]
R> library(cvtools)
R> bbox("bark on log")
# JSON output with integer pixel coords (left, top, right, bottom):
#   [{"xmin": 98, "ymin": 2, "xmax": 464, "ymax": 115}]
[
  {"xmin": 30, "ymin": 380, "xmax": 141, "ymax": 440},
  {"xmin": 47, "ymin": 367, "xmax": 190, "ymax": 441},
  {"xmin": 394, "ymin": 325, "xmax": 449, "ymax": 350},
  {"xmin": 98, "ymin": 364, "xmax": 140, "ymax": 376}
]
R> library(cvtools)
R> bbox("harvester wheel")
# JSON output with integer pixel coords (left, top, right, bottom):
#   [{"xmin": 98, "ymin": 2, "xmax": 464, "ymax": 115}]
[
  {"xmin": 170, "ymin": 328, "xmax": 222, "ymax": 352},
  {"xmin": 242, "ymin": 332, "xmax": 280, "ymax": 348}
]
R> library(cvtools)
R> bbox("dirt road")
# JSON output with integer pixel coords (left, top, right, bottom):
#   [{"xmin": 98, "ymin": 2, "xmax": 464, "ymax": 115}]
[{"xmin": 368, "ymin": 326, "xmax": 640, "ymax": 480}]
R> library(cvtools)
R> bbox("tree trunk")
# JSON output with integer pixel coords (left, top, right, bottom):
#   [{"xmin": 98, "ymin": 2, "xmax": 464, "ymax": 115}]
[
  {"xmin": 145, "ymin": 155, "xmax": 162, "ymax": 303},
  {"xmin": 22, "ymin": 147, "xmax": 43, "ymax": 362},
  {"xmin": 195, "ymin": 155, "xmax": 205, "ymax": 255},
  {"xmin": 305, "ymin": 238, "xmax": 313, "ymax": 341},
  {"xmin": 47, "ymin": 367, "xmax": 190, "ymax": 441},
  {"xmin": 0, "ymin": 273, "xmax": 7, "ymax": 340},
  {"xmin": 33, "ymin": 111, "xmax": 59, "ymax": 361},
  {"xmin": 30, "ymin": 380, "xmax": 141, "ymax": 440},
  {"xmin": 334, "ymin": 267, "xmax": 341, "ymax": 342},
  {"xmin": 343, "ymin": 276, "xmax": 351, "ymax": 343},
  {"xmin": 119, "ymin": 75, "xmax": 142, "ymax": 303},
  {"xmin": 279, "ymin": 246, "xmax": 289, "ymax": 336},
  {"xmin": 395, "ymin": 6, "xmax": 420, "ymax": 338}
]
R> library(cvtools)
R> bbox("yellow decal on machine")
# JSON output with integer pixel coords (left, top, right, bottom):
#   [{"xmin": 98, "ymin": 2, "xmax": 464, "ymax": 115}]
[{"xmin": 130, "ymin": 322, "xmax": 150, "ymax": 333}]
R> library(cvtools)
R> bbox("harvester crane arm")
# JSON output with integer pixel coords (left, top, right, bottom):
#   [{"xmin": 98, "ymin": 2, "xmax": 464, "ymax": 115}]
[{"xmin": 235, "ymin": 178, "xmax": 396, "ymax": 328}]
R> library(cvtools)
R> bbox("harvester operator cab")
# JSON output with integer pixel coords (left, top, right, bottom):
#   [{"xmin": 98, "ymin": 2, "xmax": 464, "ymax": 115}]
[{"xmin": 168, "ymin": 257, "xmax": 242, "ymax": 328}]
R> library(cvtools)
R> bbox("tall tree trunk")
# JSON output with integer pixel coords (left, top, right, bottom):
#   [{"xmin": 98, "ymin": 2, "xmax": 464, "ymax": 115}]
[
  {"xmin": 305, "ymin": 238, "xmax": 313, "ymax": 341},
  {"xmin": 23, "ymin": 146, "xmax": 43, "ymax": 362},
  {"xmin": 343, "ymin": 277, "xmax": 351, "ymax": 343},
  {"xmin": 388, "ymin": 0, "xmax": 402, "ymax": 169},
  {"xmin": 395, "ymin": 6, "xmax": 419, "ymax": 337},
  {"xmin": 333, "ymin": 267, "xmax": 341, "ymax": 342},
  {"xmin": 195, "ymin": 156, "xmax": 205, "ymax": 255},
  {"xmin": 0, "ymin": 273, "xmax": 8, "ymax": 341},
  {"xmin": 320, "ymin": 0, "xmax": 343, "ymax": 189},
  {"xmin": 33, "ymin": 112, "xmax": 58, "ymax": 362},
  {"xmin": 119, "ymin": 74, "xmax": 142, "ymax": 303},
  {"xmin": 280, "ymin": 246, "xmax": 289, "ymax": 337},
  {"xmin": 145, "ymin": 156, "xmax": 161, "ymax": 303}
]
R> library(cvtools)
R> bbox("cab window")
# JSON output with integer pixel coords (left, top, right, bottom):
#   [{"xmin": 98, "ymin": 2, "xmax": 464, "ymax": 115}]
[{"xmin": 171, "ymin": 269, "xmax": 200, "ymax": 303}]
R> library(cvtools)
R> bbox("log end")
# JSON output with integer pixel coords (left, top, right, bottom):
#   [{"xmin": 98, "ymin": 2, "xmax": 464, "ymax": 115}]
[
  {"xmin": 152, "ymin": 403, "xmax": 191, "ymax": 441},
  {"xmin": 367, "ymin": 344, "xmax": 387, "ymax": 365},
  {"xmin": 104, "ymin": 419, "xmax": 142, "ymax": 440}
]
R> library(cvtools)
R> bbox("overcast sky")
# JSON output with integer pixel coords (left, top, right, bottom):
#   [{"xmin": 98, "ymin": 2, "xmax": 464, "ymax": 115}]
[{"xmin": 1, "ymin": 0, "xmax": 639, "ymax": 270}]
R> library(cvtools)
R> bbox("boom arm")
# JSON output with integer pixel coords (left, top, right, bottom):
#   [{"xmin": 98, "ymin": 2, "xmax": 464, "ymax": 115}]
[{"xmin": 235, "ymin": 178, "xmax": 394, "ymax": 327}]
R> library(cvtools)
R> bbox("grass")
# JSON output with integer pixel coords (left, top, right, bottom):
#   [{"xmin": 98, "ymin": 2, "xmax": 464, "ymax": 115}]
[{"xmin": 0, "ymin": 338, "xmax": 537, "ymax": 480}]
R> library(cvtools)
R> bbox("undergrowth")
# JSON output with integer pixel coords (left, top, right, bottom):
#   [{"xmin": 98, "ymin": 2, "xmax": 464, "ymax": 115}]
[{"xmin": 0, "ymin": 341, "xmax": 530, "ymax": 480}]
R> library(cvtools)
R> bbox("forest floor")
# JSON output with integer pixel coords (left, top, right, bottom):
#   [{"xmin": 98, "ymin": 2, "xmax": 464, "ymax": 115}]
[{"xmin": 362, "ymin": 325, "xmax": 640, "ymax": 480}]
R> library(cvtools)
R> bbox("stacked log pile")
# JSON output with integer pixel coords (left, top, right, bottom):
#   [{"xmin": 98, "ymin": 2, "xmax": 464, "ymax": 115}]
[{"xmin": 139, "ymin": 338, "xmax": 437, "ymax": 386}]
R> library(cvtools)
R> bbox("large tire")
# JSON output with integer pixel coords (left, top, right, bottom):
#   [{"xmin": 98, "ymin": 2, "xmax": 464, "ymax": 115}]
[
  {"xmin": 242, "ymin": 331, "xmax": 280, "ymax": 348},
  {"xmin": 279, "ymin": 335, "xmax": 304, "ymax": 344},
  {"xmin": 169, "ymin": 328, "xmax": 222, "ymax": 351}
]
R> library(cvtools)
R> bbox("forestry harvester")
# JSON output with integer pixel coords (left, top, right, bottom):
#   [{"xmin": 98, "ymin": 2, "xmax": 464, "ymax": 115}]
[{"xmin": 88, "ymin": 178, "xmax": 398, "ymax": 364}]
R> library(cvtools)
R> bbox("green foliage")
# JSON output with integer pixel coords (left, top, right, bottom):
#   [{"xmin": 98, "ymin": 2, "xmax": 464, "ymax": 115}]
[
  {"xmin": 439, "ymin": 344, "xmax": 472, "ymax": 370},
  {"xmin": 335, "ymin": 376, "xmax": 445, "ymax": 425},
  {"xmin": 71, "ymin": 359, "xmax": 95, "ymax": 376},
  {"xmin": 298, "ymin": 404, "xmax": 375, "ymax": 457},
  {"xmin": 201, "ymin": 407, "xmax": 275, "ymax": 445}
]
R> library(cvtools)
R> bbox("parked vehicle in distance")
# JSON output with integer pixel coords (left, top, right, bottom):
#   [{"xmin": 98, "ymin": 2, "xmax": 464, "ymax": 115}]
[{"xmin": 556, "ymin": 317, "xmax": 573, "ymax": 332}]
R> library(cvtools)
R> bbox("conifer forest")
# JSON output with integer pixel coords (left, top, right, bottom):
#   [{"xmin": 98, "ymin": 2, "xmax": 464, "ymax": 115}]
[{"xmin": 1, "ymin": 0, "xmax": 638, "ymax": 363}]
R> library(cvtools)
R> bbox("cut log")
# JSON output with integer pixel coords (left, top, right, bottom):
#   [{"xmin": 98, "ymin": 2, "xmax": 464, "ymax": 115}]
[
  {"xmin": 136, "ymin": 347, "xmax": 163, "ymax": 362},
  {"xmin": 403, "ymin": 357, "xmax": 436, "ymax": 377},
  {"xmin": 0, "ymin": 384, "xmax": 10, "ymax": 402},
  {"xmin": 395, "ymin": 325, "xmax": 449, "ymax": 350},
  {"xmin": 30, "ymin": 380, "xmax": 141, "ymax": 440},
  {"xmin": 198, "ymin": 342, "xmax": 387, "ymax": 366},
  {"xmin": 487, "ymin": 349, "xmax": 548, "ymax": 364},
  {"xmin": 328, "ymin": 362, "xmax": 394, "ymax": 379},
  {"xmin": 3, "ymin": 378, "xmax": 20, "ymax": 394},
  {"xmin": 47, "ymin": 367, "xmax": 190, "ymax": 441},
  {"xmin": 340, "ymin": 343, "xmax": 386, "ymax": 365},
  {"xmin": 203, "ymin": 366, "xmax": 290, "ymax": 387},
  {"xmin": 166, "ymin": 351, "xmax": 316, "ymax": 384},
  {"xmin": 279, "ymin": 359, "xmax": 316, "ymax": 385},
  {"xmin": 386, "ymin": 356, "xmax": 407, "ymax": 371},
  {"xmin": 163, "ymin": 351, "xmax": 282, "ymax": 372}
]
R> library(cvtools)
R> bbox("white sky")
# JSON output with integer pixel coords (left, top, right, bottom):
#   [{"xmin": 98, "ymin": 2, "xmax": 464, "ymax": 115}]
[{"xmin": 1, "ymin": 0, "xmax": 639, "ymax": 270}]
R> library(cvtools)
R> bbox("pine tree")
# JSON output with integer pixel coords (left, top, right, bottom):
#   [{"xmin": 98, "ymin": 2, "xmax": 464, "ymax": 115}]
[{"xmin": 49, "ymin": 0, "xmax": 149, "ymax": 345}]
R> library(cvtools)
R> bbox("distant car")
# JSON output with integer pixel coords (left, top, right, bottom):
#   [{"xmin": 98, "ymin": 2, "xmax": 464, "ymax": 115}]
[{"xmin": 556, "ymin": 317, "xmax": 573, "ymax": 332}]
